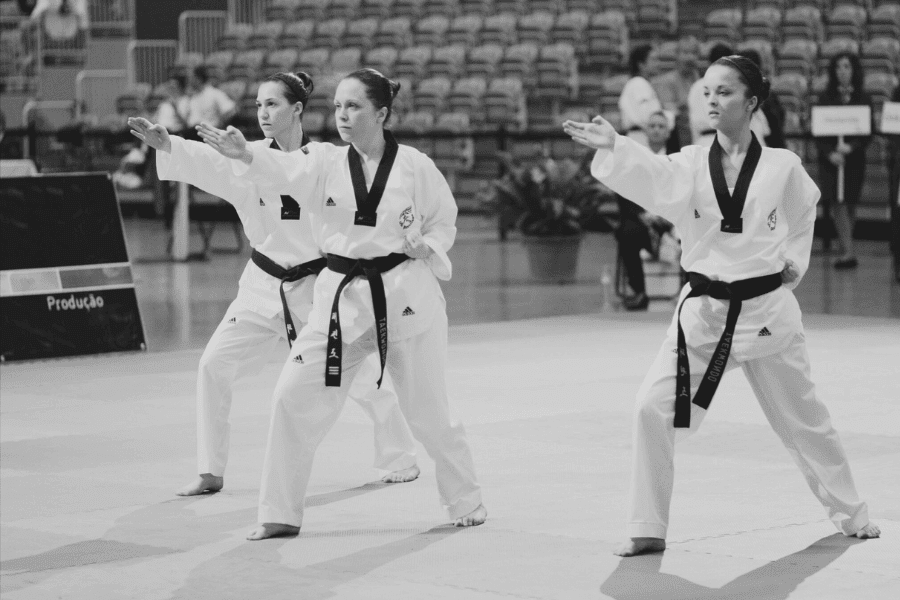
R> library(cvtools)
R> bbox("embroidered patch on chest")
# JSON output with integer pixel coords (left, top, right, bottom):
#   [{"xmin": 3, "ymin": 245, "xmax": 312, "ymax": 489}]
[
  {"xmin": 767, "ymin": 208, "xmax": 777, "ymax": 230},
  {"xmin": 399, "ymin": 206, "xmax": 414, "ymax": 229}
]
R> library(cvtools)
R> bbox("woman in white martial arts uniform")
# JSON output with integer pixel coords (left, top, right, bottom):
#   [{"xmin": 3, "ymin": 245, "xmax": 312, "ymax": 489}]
[
  {"xmin": 128, "ymin": 71, "xmax": 420, "ymax": 498},
  {"xmin": 564, "ymin": 55, "xmax": 880, "ymax": 557},
  {"xmin": 619, "ymin": 44, "xmax": 663, "ymax": 148},
  {"xmin": 198, "ymin": 68, "xmax": 486, "ymax": 539}
]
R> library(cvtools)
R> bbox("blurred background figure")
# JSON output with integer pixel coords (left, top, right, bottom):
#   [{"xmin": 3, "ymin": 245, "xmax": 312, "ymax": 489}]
[
  {"xmin": 619, "ymin": 44, "xmax": 662, "ymax": 148},
  {"xmin": 738, "ymin": 48, "xmax": 786, "ymax": 149},
  {"xmin": 652, "ymin": 36, "xmax": 700, "ymax": 151},
  {"xmin": 29, "ymin": 0, "xmax": 87, "ymax": 41},
  {"xmin": 186, "ymin": 66, "xmax": 235, "ymax": 133},
  {"xmin": 615, "ymin": 110, "xmax": 677, "ymax": 311},
  {"xmin": 815, "ymin": 52, "xmax": 872, "ymax": 270},
  {"xmin": 888, "ymin": 85, "xmax": 900, "ymax": 283}
]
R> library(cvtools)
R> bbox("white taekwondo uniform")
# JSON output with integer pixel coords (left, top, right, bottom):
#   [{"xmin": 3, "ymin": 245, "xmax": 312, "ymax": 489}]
[
  {"xmin": 233, "ymin": 131, "xmax": 482, "ymax": 527},
  {"xmin": 590, "ymin": 133, "xmax": 870, "ymax": 539},
  {"xmin": 156, "ymin": 136, "xmax": 417, "ymax": 479}
]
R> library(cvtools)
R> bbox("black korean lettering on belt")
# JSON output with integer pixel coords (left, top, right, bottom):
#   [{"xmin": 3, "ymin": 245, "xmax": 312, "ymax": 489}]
[
  {"xmin": 673, "ymin": 272, "xmax": 782, "ymax": 428},
  {"xmin": 348, "ymin": 131, "xmax": 399, "ymax": 228},
  {"xmin": 250, "ymin": 249, "xmax": 326, "ymax": 345},
  {"xmin": 324, "ymin": 253, "xmax": 409, "ymax": 388}
]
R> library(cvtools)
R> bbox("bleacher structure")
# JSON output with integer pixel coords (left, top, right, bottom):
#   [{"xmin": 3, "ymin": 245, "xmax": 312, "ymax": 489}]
[{"xmin": 3, "ymin": 0, "xmax": 899, "ymax": 207}]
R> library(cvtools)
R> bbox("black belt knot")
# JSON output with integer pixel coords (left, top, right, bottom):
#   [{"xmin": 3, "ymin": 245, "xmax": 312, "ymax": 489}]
[
  {"xmin": 324, "ymin": 252, "xmax": 409, "ymax": 388},
  {"xmin": 674, "ymin": 271, "xmax": 782, "ymax": 428},
  {"xmin": 250, "ymin": 249, "xmax": 327, "ymax": 345}
]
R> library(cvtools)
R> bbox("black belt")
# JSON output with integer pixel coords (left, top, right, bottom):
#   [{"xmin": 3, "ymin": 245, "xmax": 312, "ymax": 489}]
[
  {"xmin": 673, "ymin": 271, "xmax": 783, "ymax": 428},
  {"xmin": 250, "ymin": 249, "xmax": 327, "ymax": 345},
  {"xmin": 324, "ymin": 252, "xmax": 409, "ymax": 388}
]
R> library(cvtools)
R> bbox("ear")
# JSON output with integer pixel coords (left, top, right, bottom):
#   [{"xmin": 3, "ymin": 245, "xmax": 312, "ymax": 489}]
[
  {"xmin": 747, "ymin": 95, "xmax": 758, "ymax": 112},
  {"xmin": 375, "ymin": 105, "xmax": 389, "ymax": 125}
]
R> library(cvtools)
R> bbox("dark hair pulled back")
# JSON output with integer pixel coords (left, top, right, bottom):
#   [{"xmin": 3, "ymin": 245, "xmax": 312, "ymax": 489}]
[
  {"xmin": 344, "ymin": 68, "xmax": 402, "ymax": 123},
  {"xmin": 265, "ymin": 71, "xmax": 315, "ymax": 107},
  {"xmin": 713, "ymin": 55, "xmax": 771, "ymax": 113}
]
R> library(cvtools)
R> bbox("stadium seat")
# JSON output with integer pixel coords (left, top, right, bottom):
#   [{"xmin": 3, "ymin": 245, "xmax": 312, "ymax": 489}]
[
  {"xmin": 517, "ymin": 11, "xmax": 556, "ymax": 46},
  {"xmin": 247, "ymin": 22, "xmax": 285, "ymax": 51},
  {"xmin": 818, "ymin": 38, "xmax": 860, "ymax": 73},
  {"xmin": 264, "ymin": 48, "xmax": 300, "ymax": 73},
  {"xmin": 776, "ymin": 39, "xmax": 819, "ymax": 77},
  {"xmin": 343, "ymin": 18, "xmax": 381, "ymax": 52},
  {"xmin": 484, "ymin": 76, "xmax": 527, "ymax": 129},
  {"xmin": 862, "ymin": 37, "xmax": 900, "ymax": 76},
  {"xmin": 584, "ymin": 11, "xmax": 628, "ymax": 70},
  {"xmin": 704, "ymin": 9, "xmax": 742, "ymax": 45},
  {"xmin": 414, "ymin": 14, "xmax": 452, "ymax": 47},
  {"xmin": 328, "ymin": 0, "xmax": 362, "ymax": 19},
  {"xmin": 460, "ymin": 0, "xmax": 494, "ymax": 15},
  {"xmin": 391, "ymin": 76, "xmax": 415, "ymax": 117},
  {"xmin": 869, "ymin": 3, "xmax": 900, "ymax": 40},
  {"xmin": 530, "ymin": 0, "xmax": 563, "ymax": 14},
  {"xmin": 494, "ymin": 0, "xmax": 527, "ymax": 15},
  {"xmin": 535, "ymin": 42, "xmax": 578, "ymax": 101},
  {"xmin": 266, "ymin": 0, "xmax": 302, "ymax": 21},
  {"xmin": 393, "ymin": 110, "xmax": 435, "ymax": 155},
  {"xmin": 168, "ymin": 52, "xmax": 203, "ymax": 79},
  {"xmin": 330, "ymin": 47, "xmax": 363, "ymax": 74},
  {"xmin": 429, "ymin": 44, "xmax": 467, "ymax": 78},
  {"xmin": 296, "ymin": 0, "xmax": 332, "ymax": 21},
  {"xmin": 217, "ymin": 23, "xmax": 253, "ymax": 51},
  {"xmin": 433, "ymin": 112, "xmax": 474, "ymax": 175},
  {"xmin": 228, "ymin": 50, "xmax": 266, "ymax": 81},
  {"xmin": 392, "ymin": 0, "xmax": 427, "ymax": 18},
  {"xmin": 445, "ymin": 14, "xmax": 484, "ymax": 46},
  {"xmin": 742, "ymin": 6, "xmax": 783, "ymax": 43},
  {"xmin": 864, "ymin": 72, "xmax": 899, "ymax": 108},
  {"xmin": 466, "ymin": 43, "xmax": 505, "ymax": 78},
  {"xmin": 634, "ymin": 0, "xmax": 675, "ymax": 41},
  {"xmin": 654, "ymin": 40, "xmax": 679, "ymax": 75},
  {"xmin": 303, "ymin": 110, "xmax": 327, "ymax": 137},
  {"xmin": 771, "ymin": 72, "xmax": 808, "ymax": 134},
  {"xmin": 447, "ymin": 76, "xmax": 488, "ymax": 123},
  {"xmin": 577, "ymin": 72, "xmax": 605, "ymax": 106},
  {"xmin": 296, "ymin": 47, "xmax": 332, "ymax": 75},
  {"xmin": 782, "ymin": 5, "xmax": 823, "ymax": 42},
  {"xmin": 374, "ymin": 16, "xmax": 413, "ymax": 48},
  {"xmin": 737, "ymin": 39, "xmax": 776, "ymax": 74},
  {"xmin": 598, "ymin": 73, "xmax": 629, "ymax": 116},
  {"xmin": 499, "ymin": 42, "xmax": 540, "ymax": 86},
  {"xmin": 277, "ymin": 20, "xmax": 317, "ymax": 51},
  {"xmin": 203, "ymin": 50, "xmax": 235, "ymax": 82},
  {"xmin": 415, "ymin": 76, "xmax": 454, "ymax": 112},
  {"xmin": 826, "ymin": 4, "xmax": 868, "ymax": 42},
  {"xmin": 597, "ymin": 0, "xmax": 635, "ymax": 21},
  {"xmin": 365, "ymin": 46, "xmax": 400, "ymax": 74},
  {"xmin": 421, "ymin": 0, "xmax": 460, "ymax": 18},
  {"xmin": 310, "ymin": 18, "xmax": 348, "ymax": 50},
  {"xmin": 550, "ymin": 10, "xmax": 590, "ymax": 53},
  {"xmin": 393, "ymin": 45, "xmax": 433, "ymax": 79},
  {"xmin": 306, "ymin": 73, "xmax": 341, "ymax": 113},
  {"xmin": 480, "ymin": 12, "xmax": 518, "ymax": 46},
  {"xmin": 219, "ymin": 79, "xmax": 247, "ymax": 103},
  {"xmin": 360, "ymin": 0, "xmax": 395, "ymax": 18}
]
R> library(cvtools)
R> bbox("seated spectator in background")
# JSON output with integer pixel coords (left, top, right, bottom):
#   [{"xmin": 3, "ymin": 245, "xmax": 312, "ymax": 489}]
[
  {"xmin": 651, "ymin": 36, "xmax": 700, "ymax": 150},
  {"xmin": 738, "ymin": 48, "xmax": 786, "ymax": 149},
  {"xmin": 155, "ymin": 75, "xmax": 189, "ymax": 135},
  {"xmin": 186, "ymin": 66, "xmax": 236, "ymax": 132},
  {"xmin": 619, "ymin": 45, "xmax": 662, "ymax": 148},
  {"xmin": 30, "ymin": 0, "xmax": 88, "ymax": 41},
  {"xmin": 815, "ymin": 52, "xmax": 872, "ymax": 270},
  {"xmin": 688, "ymin": 43, "xmax": 733, "ymax": 146},
  {"xmin": 615, "ymin": 110, "xmax": 677, "ymax": 311},
  {"xmin": 888, "ymin": 85, "xmax": 900, "ymax": 282}
]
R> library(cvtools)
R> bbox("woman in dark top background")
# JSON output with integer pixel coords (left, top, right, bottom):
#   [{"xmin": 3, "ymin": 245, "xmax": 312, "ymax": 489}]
[
  {"xmin": 815, "ymin": 52, "xmax": 872, "ymax": 269},
  {"xmin": 888, "ymin": 85, "xmax": 900, "ymax": 283}
]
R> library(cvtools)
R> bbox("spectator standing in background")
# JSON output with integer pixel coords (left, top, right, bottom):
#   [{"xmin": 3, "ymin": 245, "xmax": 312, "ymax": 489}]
[
  {"xmin": 688, "ymin": 43, "xmax": 733, "ymax": 146},
  {"xmin": 151, "ymin": 75, "xmax": 189, "ymax": 225},
  {"xmin": 29, "ymin": 0, "xmax": 88, "ymax": 41},
  {"xmin": 886, "ymin": 85, "xmax": 900, "ymax": 283},
  {"xmin": 619, "ymin": 45, "xmax": 662, "ymax": 148},
  {"xmin": 738, "ymin": 48, "xmax": 787, "ymax": 149},
  {"xmin": 186, "ymin": 66, "xmax": 236, "ymax": 131},
  {"xmin": 815, "ymin": 52, "xmax": 872, "ymax": 270},
  {"xmin": 652, "ymin": 36, "xmax": 700, "ymax": 150}
]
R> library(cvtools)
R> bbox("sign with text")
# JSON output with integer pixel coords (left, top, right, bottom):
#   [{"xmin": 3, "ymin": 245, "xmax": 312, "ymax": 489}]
[
  {"xmin": 811, "ymin": 105, "xmax": 872, "ymax": 137},
  {"xmin": 1, "ymin": 173, "xmax": 146, "ymax": 361},
  {"xmin": 881, "ymin": 102, "xmax": 900, "ymax": 135}
]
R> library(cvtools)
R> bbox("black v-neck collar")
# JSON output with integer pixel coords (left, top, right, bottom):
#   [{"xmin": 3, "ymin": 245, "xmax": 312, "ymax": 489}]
[
  {"xmin": 268, "ymin": 133, "xmax": 311, "ymax": 152},
  {"xmin": 708, "ymin": 132, "xmax": 762, "ymax": 234},
  {"xmin": 347, "ymin": 130, "xmax": 399, "ymax": 218}
]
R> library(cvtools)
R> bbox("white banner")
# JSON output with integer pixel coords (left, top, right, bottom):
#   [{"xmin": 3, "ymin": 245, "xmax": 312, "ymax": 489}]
[
  {"xmin": 811, "ymin": 105, "xmax": 872, "ymax": 137},
  {"xmin": 881, "ymin": 102, "xmax": 900, "ymax": 135}
]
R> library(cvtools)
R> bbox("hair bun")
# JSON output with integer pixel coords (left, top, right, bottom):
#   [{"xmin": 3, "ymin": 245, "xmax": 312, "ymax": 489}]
[
  {"xmin": 759, "ymin": 76, "xmax": 771, "ymax": 103},
  {"xmin": 388, "ymin": 79, "xmax": 401, "ymax": 98},
  {"xmin": 294, "ymin": 71, "xmax": 314, "ymax": 95}
]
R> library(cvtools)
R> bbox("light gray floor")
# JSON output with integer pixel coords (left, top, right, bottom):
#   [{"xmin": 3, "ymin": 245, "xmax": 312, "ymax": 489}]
[{"xmin": 1, "ymin": 218, "xmax": 898, "ymax": 599}]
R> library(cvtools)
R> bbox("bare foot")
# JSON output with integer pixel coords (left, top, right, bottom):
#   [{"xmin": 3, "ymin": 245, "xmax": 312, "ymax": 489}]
[
  {"xmin": 453, "ymin": 504, "xmax": 487, "ymax": 527},
  {"xmin": 246, "ymin": 523, "xmax": 300, "ymax": 540},
  {"xmin": 854, "ymin": 523, "xmax": 881, "ymax": 539},
  {"xmin": 382, "ymin": 464, "xmax": 420, "ymax": 483},
  {"xmin": 613, "ymin": 537, "xmax": 666, "ymax": 557},
  {"xmin": 176, "ymin": 474, "xmax": 223, "ymax": 496}
]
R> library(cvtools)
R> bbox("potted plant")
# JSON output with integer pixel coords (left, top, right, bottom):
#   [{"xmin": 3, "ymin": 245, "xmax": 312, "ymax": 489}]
[{"xmin": 485, "ymin": 149, "xmax": 612, "ymax": 283}]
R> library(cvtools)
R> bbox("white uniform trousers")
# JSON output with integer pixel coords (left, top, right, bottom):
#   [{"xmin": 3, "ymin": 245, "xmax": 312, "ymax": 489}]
[
  {"xmin": 258, "ymin": 310, "xmax": 483, "ymax": 527},
  {"xmin": 196, "ymin": 302, "xmax": 417, "ymax": 477},
  {"xmin": 627, "ymin": 331, "xmax": 869, "ymax": 539}
]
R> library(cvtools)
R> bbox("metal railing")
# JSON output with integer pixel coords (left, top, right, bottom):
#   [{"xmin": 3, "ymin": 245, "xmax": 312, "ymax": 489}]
[
  {"xmin": 88, "ymin": 0, "xmax": 135, "ymax": 37},
  {"xmin": 74, "ymin": 68, "xmax": 128, "ymax": 119},
  {"xmin": 178, "ymin": 11, "xmax": 227, "ymax": 57},
  {"xmin": 128, "ymin": 40, "xmax": 178, "ymax": 88},
  {"xmin": 228, "ymin": 0, "xmax": 269, "ymax": 26}
]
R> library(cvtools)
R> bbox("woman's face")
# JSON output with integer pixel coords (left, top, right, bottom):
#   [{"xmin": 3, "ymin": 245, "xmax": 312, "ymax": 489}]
[
  {"xmin": 334, "ymin": 78, "xmax": 386, "ymax": 145},
  {"xmin": 836, "ymin": 57, "xmax": 853, "ymax": 88},
  {"xmin": 646, "ymin": 114, "xmax": 670, "ymax": 147},
  {"xmin": 256, "ymin": 81, "xmax": 301, "ymax": 140},
  {"xmin": 702, "ymin": 64, "xmax": 756, "ymax": 133}
]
